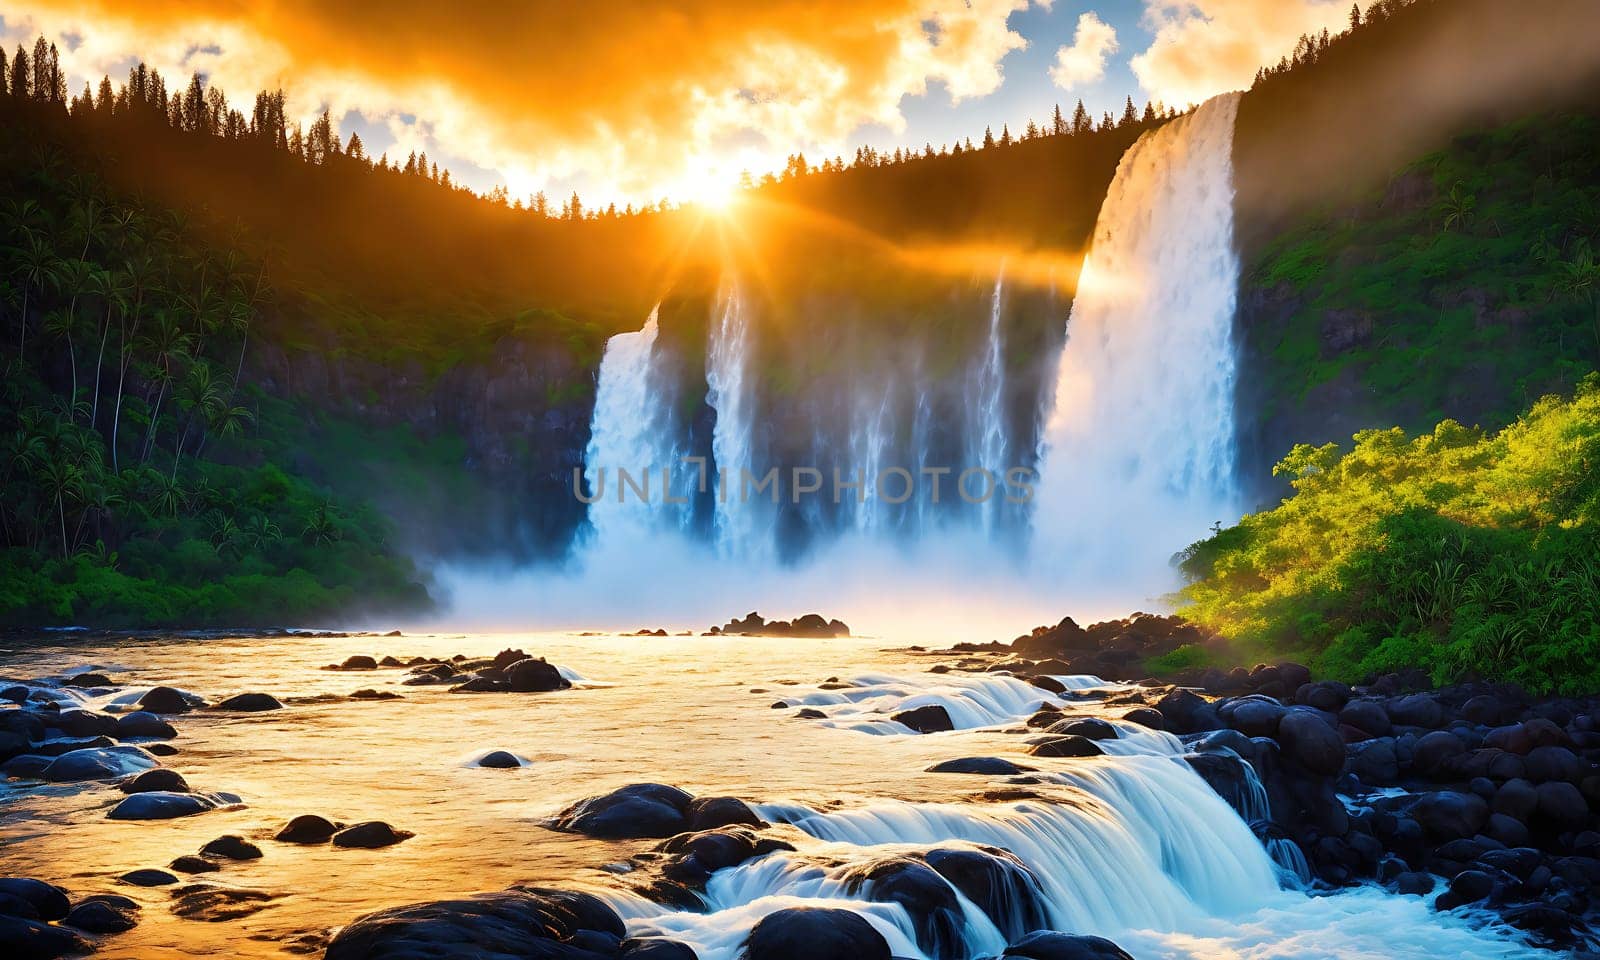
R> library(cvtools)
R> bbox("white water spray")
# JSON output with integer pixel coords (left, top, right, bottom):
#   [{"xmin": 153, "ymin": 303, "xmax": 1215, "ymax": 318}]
[
  {"xmin": 706, "ymin": 283, "xmax": 770, "ymax": 558},
  {"xmin": 1032, "ymin": 92, "xmax": 1244, "ymax": 584},
  {"xmin": 968, "ymin": 270, "xmax": 1009, "ymax": 534}
]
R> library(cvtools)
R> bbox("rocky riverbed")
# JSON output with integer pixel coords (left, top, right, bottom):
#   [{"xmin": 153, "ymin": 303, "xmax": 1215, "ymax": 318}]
[{"xmin": 0, "ymin": 629, "xmax": 1590, "ymax": 959}]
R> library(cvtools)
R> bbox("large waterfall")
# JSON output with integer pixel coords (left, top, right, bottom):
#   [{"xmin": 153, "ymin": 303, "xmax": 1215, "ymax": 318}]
[{"xmin": 1032, "ymin": 93, "xmax": 1245, "ymax": 581}]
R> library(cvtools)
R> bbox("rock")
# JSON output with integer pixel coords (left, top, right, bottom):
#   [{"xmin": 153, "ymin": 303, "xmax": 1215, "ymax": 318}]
[
  {"xmin": 339, "ymin": 655, "xmax": 378, "ymax": 670},
  {"xmin": 200, "ymin": 835, "xmax": 263, "ymax": 860},
  {"xmin": 621, "ymin": 939, "xmax": 697, "ymax": 959},
  {"xmin": 42, "ymin": 746, "xmax": 157, "ymax": 782},
  {"xmin": 491, "ymin": 649, "xmax": 531, "ymax": 671},
  {"xmin": 659, "ymin": 827, "xmax": 795, "ymax": 886},
  {"xmin": 924, "ymin": 847, "xmax": 1050, "ymax": 941},
  {"xmin": 137, "ymin": 686, "xmax": 194, "ymax": 714},
  {"xmin": 505, "ymin": 658, "xmax": 570, "ymax": 693},
  {"xmin": 1339, "ymin": 700, "xmax": 1392, "ymax": 737},
  {"xmin": 1003, "ymin": 931, "xmax": 1136, "ymax": 960},
  {"xmin": 1048, "ymin": 718, "xmax": 1119, "ymax": 740},
  {"xmin": 49, "ymin": 709, "xmax": 117, "ymax": 738},
  {"xmin": 839, "ymin": 856, "xmax": 962, "ymax": 954},
  {"xmin": 1484, "ymin": 813, "xmax": 1530, "ymax": 847},
  {"xmin": 553, "ymin": 784, "xmax": 693, "ymax": 839},
  {"xmin": 1447, "ymin": 869, "xmax": 1495, "ymax": 904},
  {"xmin": 1387, "ymin": 693, "xmax": 1444, "ymax": 729},
  {"xmin": 114, "ymin": 711, "xmax": 176, "ymax": 739},
  {"xmin": 169, "ymin": 885, "xmax": 280, "ymax": 922},
  {"xmin": 685, "ymin": 796, "xmax": 763, "ymax": 831},
  {"xmin": 1407, "ymin": 791, "xmax": 1489, "ymax": 841},
  {"xmin": 744, "ymin": 906, "xmax": 890, "ymax": 960},
  {"xmin": 107, "ymin": 791, "xmax": 229, "ymax": 820},
  {"xmin": 212, "ymin": 692, "xmax": 282, "ymax": 712},
  {"xmin": 0, "ymin": 914, "xmax": 90, "ymax": 958},
  {"xmin": 1462, "ymin": 695, "xmax": 1511, "ymax": 726},
  {"xmin": 0, "ymin": 879, "xmax": 70, "ymax": 921},
  {"xmin": 119, "ymin": 868, "xmax": 179, "ymax": 886},
  {"xmin": 1027, "ymin": 735, "xmax": 1104, "ymax": 758},
  {"xmin": 275, "ymin": 814, "xmax": 341, "ymax": 844},
  {"xmin": 477, "ymin": 750, "xmax": 522, "ymax": 769},
  {"xmin": 451, "ymin": 677, "xmax": 504, "ymax": 693},
  {"xmin": 119, "ymin": 768, "xmax": 189, "ymax": 794},
  {"xmin": 926, "ymin": 757, "xmax": 1029, "ymax": 775},
  {"xmin": 1395, "ymin": 871, "xmax": 1435, "ymax": 895},
  {"xmin": 1297, "ymin": 681, "xmax": 1350, "ymax": 712},
  {"xmin": 794, "ymin": 708, "xmax": 826, "ymax": 719},
  {"xmin": 146, "ymin": 743, "xmax": 179, "ymax": 757},
  {"xmin": 1412, "ymin": 730, "xmax": 1468, "ymax": 777},
  {"xmin": 332, "ymin": 821, "xmax": 413, "ymax": 848},
  {"xmin": 1493, "ymin": 778, "xmax": 1539, "ymax": 820},
  {"xmin": 349, "ymin": 689, "xmax": 401, "ymax": 701},
  {"xmin": 1349, "ymin": 738, "xmax": 1401, "ymax": 784},
  {"xmin": 1121, "ymin": 707, "xmax": 1165, "ymax": 730},
  {"xmin": 893, "ymin": 704, "xmax": 954, "ymax": 734},
  {"xmin": 324, "ymin": 888, "xmax": 625, "ymax": 959},
  {"xmin": 1277, "ymin": 711, "xmax": 1345, "ymax": 775},
  {"xmin": 1155, "ymin": 689, "xmax": 1217, "ymax": 734},
  {"xmin": 169, "ymin": 855, "xmax": 220, "ymax": 874},
  {"xmin": 1524, "ymin": 746, "xmax": 1583, "ymax": 784},
  {"xmin": 64, "ymin": 898, "xmax": 139, "ymax": 933},
  {"xmin": 1535, "ymin": 781, "xmax": 1588, "ymax": 830}
]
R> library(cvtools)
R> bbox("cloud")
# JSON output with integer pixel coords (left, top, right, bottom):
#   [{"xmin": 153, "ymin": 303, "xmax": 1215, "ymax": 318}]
[
  {"xmin": 4, "ymin": 0, "xmax": 1041, "ymax": 203},
  {"xmin": 1049, "ymin": 11, "xmax": 1120, "ymax": 91},
  {"xmin": 1130, "ymin": 0, "xmax": 1350, "ymax": 106}
]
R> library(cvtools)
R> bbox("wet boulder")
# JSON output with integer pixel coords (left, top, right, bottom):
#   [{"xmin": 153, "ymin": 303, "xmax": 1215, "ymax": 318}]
[
  {"xmin": 107, "ymin": 790, "xmax": 233, "ymax": 821},
  {"xmin": 621, "ymin": 939, "xmax": 697, "ymax": 959},
  {"xmin": 659, "ymin": 827, "xmax": 793, "ymax": 886},
  {"xmin": 552, "ymin": 783, "xmax": 695, "ymax": 839},
  {"xmin": 1535, "ymin": 781, "xmax": 1588, "ymax": 830},
  {"xmin": 1027, "ymin": 735, "xmax": 1104, "ymax": 758},
  {"xmin": 1406, "ymin": 791, "xmax": 1489, "ymax": 841},
  {"xmin": 926, "ymin": 757, "xmax": 1030, "ymax": 775},
  {"xmin": 924, "ymin": 846, "xmax": 1050, "ymax": 941},
  {"xmin": 48, "ymin": 709, "xmax": 117, "ymax": 739},
  {"xmin": 137, "ymin": 686, "xmax": 196, "ymax": 714},
  {"xmin": 893, "ymin": 705, "xmax": 954, "ymax": 734},
  {"xmin": 275, "ymin": 814, "xmax": 341, "ymax": 844},
  {"xmin": 169, "ymin": 856, "xmax": 219, "ymax": 874},
  {"xmin": 841, "ymin": 856, "xmax": 963, "ymax": 958},
  {"xmin": 0, "ymin": 914, "xmax": 90, "ymax": 959},
  {"xmin": 744, "ymin": 906, "xmax": 890, "ymax": 960},
  {"xmin": 476, "ymin": 750, "xmax": 523, "ymax": 769},
  {"xmin": 505, "ymin": 658, "xmax": 570, "ymax": 693},
  {"xmin": 1222, "ymin": 698, "xmax": 1287, "ymax": 738},
  {"xmin": 338, "ymin": 655, "xmax": 378, "ymax": 671},
  {"xmin": 1276, "ymin": 710, "xmax": 1345, "ymax": 775},
  {"xmin": 114, "ymin": 711, "xmax": 177, "ymax": 739},
  {"xmin": 212, "ymin": 693, "xmax": 282, "ymax": 712},
  {"xmin": 200, "ymin": 835, "xmax": 263, "ymax": 860},
  {"xmin": 324, "ymin": 888, "xmax": 625, "ymax": 960},
  {"xmin": 1121, "ymin": 707, "xmax": 1165, "ymax": 731},
  {"xmin": 42, "ymin": 746, "xmax": 157, "ymax": 782},
  {"xmin": 119, "ymin": 869, "xmax": 178, "ymax": 887},
  {"xmin": 1411, "ymin": 730, "xmax": 1468, "ymax": 778},
  {"xmin": 1338, "ymin": 700, "xmax": 1392, "ymax": 738},
  {"xmin": 64, "ymin": 896, "xmax": 140, "ymax": 933},
  {"xmin": 0, "ymin": 879, "xmax": 71, "ymax": 921},
  {"xmin": 1003, "ymin": 931, "xmax": 1136, "ymax": 960},
  {"xmin": 1155, "ymin": 689, "xmax": 1219, "ymax": 734},
  {"xmin": 686, "ymin": 795, "xmax": 763, "ymax": 831},
  {"xmin": 1524, "ymin": 746, "xmax": 1583, "ymax": 784},
  {"xmin": 1047, "ymin": 718, "xmax": 1119, "ymax": 741},
  {"xmin": 1386, "ymin": 694, "xmax": 1444, "ymax": 730},
  {"xmin": 119, "ymin": 768, "xmax": 189, "ymax": 794},
  {"xmin": 332, "ymin": 821, "xmax": 413, "ymax": 849}
]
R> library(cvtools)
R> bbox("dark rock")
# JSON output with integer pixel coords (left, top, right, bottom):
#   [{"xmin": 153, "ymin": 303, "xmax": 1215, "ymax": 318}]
[
  {"xmin": 451, "ymin": 677, "xmax": 505, "ymax": 693},
  {"xmin": 1004, "ymin": 931, "xmax": 1135, "ymax": 960},
  {"xmin": 64, "ymin": 898, "xmax": 139, "ymax": 933},
  {"xmin": 1027, "ymin": 735, "xmax": 1104, "ymax": 758},
  {"xmin": 275, "ymin": 814, "xmax": 341, "ymax": 844},
  {"xmin": 49, "ymin": 709, "xmax": 117, "ymax": 738},
  {"xmin": 1297, "ymin": 681, "xmax": 1350, "ymax": 712},
  {"xmin": 1121, "ymin": 707, "xmax": 1165, "ymax": 730},
  {"xmin": 1048, "ymin": 718, "xmax": 1119, "ymax": 740},
  {"xmin": 65, "ymin": 673, "xmax": 112, "ymax": 688},
  {"xmin": 477, "ymin": 750, "xmax": 522, "ymax": 769},
  {"xmin": 1349, "ymin": 738, "xmax": 1401, "ymax": 784},
  {"xmin": 107, "ymin": 791, "xmax": 227, "ymax": 820},
  {"xmin": 923, "ymin": 846, "xmax": 1049, "ymax": 941},
  {"xmin": 552, "ymin": 783, "xmax": 693, "ymax": 839},
  {"xmin": 794, "ymin": 708, "xmax": 825, "ymax": 719},
  {"xmin": 685, "ymin": 796, "xmax": 763, "ymax": 831},
  {"xmin": 1277, "ymin": 710, "xmax": 1345, "ymax": 775},
  {"xmin": 114, "ymin": 711, "xmax": 176, "ymax": 739},
  {"xmin": 1407, "ymin": 791, "xmax": 1489, "ymax": 841},
  {"xmin": 324, "ymin": 888, "xmax": 626, "ymax": 960},
  {"xmin": 1225, "ymin": 698, "xmax": 1286, "ymax": 737},
  {"xmin": 1462, "ymin": 695, "xmax": 1511, "ymax": 726},
  {"xmin": 137, "ymin": 686, "xmax": 194, "ymax": 714},
  {"xmin": 1447, "ymin": 869, "xmax": 1495, "ymax": 904},
  {"xmin": 0, "ymin": 914, "xmax": 90, "ymax": 958},
  {"xmin": 893, "ymin": 705, "xmax": 954, "ymax": 734},
  {"xmin": 212, "ymin": 692, "xmax": 283, "ymax": 712},
  {"xmin": 1412, "ymin": 730, "xmax": 1468, "ymax": 777},
  {"xmin": 1155, "ymin": 689, "xmax": 1217, "ymax": 734},
  {"xmin": 659, "ymin": 827, "xmax": 794, "ymax": 886},
  {"xmin": 926, "ymin": 757, "xmax": 1029, "ymax": 775},
  {"xmin": 339, "ymin": 656, "xmax": 378, "ymax": 670},
  {"xmin": 119, "ymin": 768, "xmax": 189, "ymax": 794},
  {"xmin": 1387, "ymin": 694, "xmax": 1444, "ymax": 729},
  {"xmin": 1394, "ymin": 871, "xmax": 1436, "ymax": 896},
  {"xmin": 505, "ymin": 658, "xmax": 570, "ymax": 693},
  {"xmin": 332, "ymin": 821, "xmax": 413, "ymax": 848},
  {"xmin": 200, "ymin": 835, "xmax": 263, "ymax": 860},
  {"xmin": 491, "ymin": 649, "xmax": 531, "ymax": 671},
  {"xmin": 1484, "ymin": 813, "xmax": 1531, "ymax": 847},
  {"xmin": 169, "ymin": 855, "xmax": 220, "ymax": 874},
  {"xmin": 1339, "ymin": 700, "xmax": 1392, "ymax": 737},
  {"xmin": 744, "ymin": 906, "xmax": 890, "ymax": 960},
  {"xmin": 169, "ymin": 885, "xmax": 280, "ymax": 922},
  {"xmin": 0, "ymin": 879, "xmax": 70, "ymax": 921},
  {"xmin": 42, "ymin": 746, "xmax": 156, "ymax": 782},
  {"xmin": 1525, "ymin": 746, "xmax": 1583, "ymax": 784},
  {"xmin": 119, "ymin": 869, "xmax": 178, "ymax": 887},
  {"xmin": 1535, "ymin": 781, "xmax": 1588, "ymax": 830}
]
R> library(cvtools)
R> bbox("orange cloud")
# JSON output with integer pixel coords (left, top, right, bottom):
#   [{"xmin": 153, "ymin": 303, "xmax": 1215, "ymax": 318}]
[
  {"xmin": 1131, "ymin": 0, "xmax": 1350, "ymax": 106},
  {"xmin": 5, "ymin": 0, "xmax": 1042, "ymax": 203},
  {"xmin": 1049, "ymin": 12, "xmax": 1120, "ymax": 91}
]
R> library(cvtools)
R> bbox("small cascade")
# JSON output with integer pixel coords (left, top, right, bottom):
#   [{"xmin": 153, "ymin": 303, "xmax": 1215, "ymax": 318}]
[
  {"xmin": 583, "ymin": 307, "xmax": 690, "ymax": 542},
  {"xmin": 967, "ymin": 269, "xmax": 1009, "ymax": 534},
  {"xmin": 706, "ymin": 282, "xmax": 770, "ymax": 558},
  {"xmin": 1032, "ymin": 92, "xmax": 1245, "ymax": 583},
  {"xmin": 770, "ymin": 670, "xmax": 1112, "ymax": 734}
]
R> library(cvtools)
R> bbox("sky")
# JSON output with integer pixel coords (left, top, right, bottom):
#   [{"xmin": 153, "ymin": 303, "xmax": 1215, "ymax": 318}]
[{"xmin": 0, "ymin": 1, "xmax": 1353, "ymax": 208}]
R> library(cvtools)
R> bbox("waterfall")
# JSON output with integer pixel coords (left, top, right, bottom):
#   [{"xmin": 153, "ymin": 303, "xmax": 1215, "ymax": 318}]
[
  {"xmin": 706, "ymin": 282, "xmax": 769, "ymax": 557},
  {"xmin": 968, "ymin": 269, "xmax": 1008, "ymax": 534},
  {"xmin": 583, "ymin": 307, "xmax": 686, "ymax": 542},
  {"xmin": 1032, "ymin": 92, "xmax": 1244, "ymax": 581}
]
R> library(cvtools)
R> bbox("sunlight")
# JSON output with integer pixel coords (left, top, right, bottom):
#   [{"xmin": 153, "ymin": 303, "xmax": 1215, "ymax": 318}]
[{"xmin": 676, "ymin": 165, "xmax": 743, "ymax": 215}]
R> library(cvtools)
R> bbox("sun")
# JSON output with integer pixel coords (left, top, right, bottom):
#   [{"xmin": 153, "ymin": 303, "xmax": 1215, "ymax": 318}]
[{"xmin": 675, "ymin": 165, "xmax": 743, "ymax": 215}]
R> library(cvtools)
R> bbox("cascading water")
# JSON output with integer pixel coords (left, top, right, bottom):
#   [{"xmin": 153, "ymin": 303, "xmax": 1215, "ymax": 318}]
[
  {"xmin": 1031, "ymin": 92, "xmax": 1245, "ymax": 583},
  {"xmin": 967, "ymin": 269, "xmax": 1009, "ymax": 534},
  {"xmin": 706, "ymin": 282, "xmax": 770, "ymax": 558},
  {"xmin": 582, "ymin": 307, "xmax": 687, "ymax": 543}
]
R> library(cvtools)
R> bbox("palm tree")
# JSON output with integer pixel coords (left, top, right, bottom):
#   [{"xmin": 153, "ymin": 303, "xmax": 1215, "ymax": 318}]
[
  {"xmin": 138, "ymin": 311, "xmax": 192, "ymax": 465},
  {"xmin": 87, "ymin": 268, "xmax": 132, "ymax": 429},
  {"xmin": 196, "ymin": 396, "xmax": 254, "ymax": 457},
  {"xmin": 1440, "ymin": 180, "xmax": 1476, "ymax": 232},
  {"xmin": 171, "ymin": 361, "xmax": 227, "ymax": 474},
  {"xmin": 110, "ymin": 250, "xmax": 157, "ymax": 471},
  {"xmin": 9, "ymin": 230, "xmax": 61, "ymax": 361},
  {"xmin": 244, "ymin": 514, "xmax": 282, "ymax": 550},
  {"xmin": 1552, "ymin": 242, "xmax": 1600, "ymax": 362},
  {"xmin": 302, "ymin": 502, "xmax": 342, "ymax": 546},
  {"xmin": 38, "ymin": 459, "xmax": 84, "ymax": 557}
]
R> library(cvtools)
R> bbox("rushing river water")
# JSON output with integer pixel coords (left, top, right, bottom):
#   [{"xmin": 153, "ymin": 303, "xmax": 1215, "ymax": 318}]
[{"xmin": 0, "ymin": 632, "xmax": 1549, "ymax": 959}]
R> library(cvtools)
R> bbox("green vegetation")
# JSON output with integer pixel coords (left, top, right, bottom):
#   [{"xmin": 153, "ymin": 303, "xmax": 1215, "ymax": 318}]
[
  {"xmin": 1247, "ymin": 111, "xmax": 1600, "ymax": 431},
  {"xmin": 1179, "ymin": 377, "xmax": 1600, "ymax": 695}
]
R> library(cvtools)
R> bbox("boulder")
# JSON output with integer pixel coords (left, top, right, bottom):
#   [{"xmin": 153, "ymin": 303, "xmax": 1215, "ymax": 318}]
[
  {"xmin": 119, "ymin": 768, "xmax": 189, "ymax": 794},
  {"xmin": 1406, "ymin": 791, "xmax": 1489, "ymax": 841},
  {"xmin": 926, "ymin": 757, "xmax": 1029, "ymax": 775},
  {"xmin": 1121, "ymin": 707, "xmax": 1165, "ymax": 731},
  {"xmin": 744, "ymin": 906, "xmax": 890, "ymax": 960},
  {"xmin": 477, "ymin": 750, "xmax": 523, "ymax": 769},
  {"xmin": 0, "ymin": 879, "xmax": 70, "ymax": 921},
  {"xmin": 118, "ymin": 869, "xmax": 178, "ymax": 887},
  {"xmin": 1412, "ymin": 730, "xmax": 1468, "ymax": 777},
  {"xmin": 1524, "ymin": 746, "xmax": 1583, "ymax": 784},
  {"xmin": 324, "ymin": 888, "xmax": 626, "ymax": 960},
  {"xmin": 505, "ymin": 658, "xmax": 570, "ymax": 693},
  {"xmin": 137, "ymin": 686, "xmax": 194, "ymax": 714},
  {"xmin": 659, "ymin": 827, "xmax": 794, "ymax": 886},
  {"xmin": 1386, "ymin": 694, "xmax": 1444, "ymax": 729},
  {"xmin": 1004, "ymin": 931, "xmax": 1136, "ymax": 960},
  {"xmin": 893, "ymin": 705, "xmax": 954, "ymax": 734},
  {"xmin": 42, "ymin": 746, "xmax": 157, "ymax": 782},
  {"xmin": 1225, "ymin": 698, "xmax": 1286, "ymax": 738},
  {"xmin": 200, "ymin": 835, "xmax": 263, "ymax": 860},
  {"xmin": 924, "ymin": 846, "xmax": 1050, "ymax": 941},
  {"xmin": 0, "ymin": 914, "xmax": 90, "ymax": 958},
  {"xmin": 339, "ymin": 655, "xmax": 378, "ymax": 670},
  {"xmin": 1339, "ymin": 700, "xmax": 1392, "ymax": 738},
  {"xmin": 1277, "ymin": 711, "xmax": 1346, "ymax": 775},
  {"xmin": 212, "ymin": 693, "xmax": 282, "ymax": 712},
  {"xmin": 1047, "ymin": 718, "xmax": 1119, "ymax": 741},
  {"xmin": 685, "ymin": 796, "xmax": 763, "ymax": 831},
  {"xmin": 332, "ymin": 821, "xmax": 413, "ymax": 849},
  {"xmin": 275, "ymin": 814, "xmax": 341, "ymax": 844},
  {"xmin": 64, "ymin": 898, "xmax": 139, "ymax": 933},
  {"xmin": 554, "ymin": 784, "xmax": 694, "ymax": 839},
  {"xmin": 1027, "ymin": 735, "xmax": 1104, "ymax": 758},
  {"xmin": 114, "ymin": 711, "xmax": 176, "ymax": 739},
  {"xmin": 107, "ymin": 791, "xmax": 229, "ymax": 820},
  {"xmin": 1535, "ymin": 781, "xmax": 1588, "ymax": 830},
  {"xmin": 169, "ymin": 856, "xmax": 220, "ymax": 874}
]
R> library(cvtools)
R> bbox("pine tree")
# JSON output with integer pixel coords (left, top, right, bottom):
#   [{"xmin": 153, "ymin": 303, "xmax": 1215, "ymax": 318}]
[
  {"xmin": 1142, "ymin": 100, "xmax": 1156, "ymax": 122},
  {"xmin": 11, "ymin": 45, "xmax": 30, "ymax": 100},
  {"xmin": 96, "ymin": 75, "xmax": 113, "ymax": 113},
  {"xmin": 0, "ymin": 47, "xmax": 8, "ymax": 97},
  {"xmin": 1025, "ymin": 119, "xmax": 1038, "ymax": 139},
  {"xmin": 403, "ymin": 151, "xmax": 417, "ymax": 176},
  {"xmin": 31, "ymin": 36, "xmax": 49, "ymax": 102},
  {"xmin": 1070, "ymin": 99, "xmax": 1090, "ymax": 135},
  {"xmin": 183, "ymin": 73, "xmax": 209, "ymax": 133},
  {"xmin": 999, "ymin": 124, "xmax": 1012, "ymax": 146},
  {"xmin": 345, "ymin": 132, "xmax": 365, "ymax": 162},
  {"xmin": 982, "ymin": 125, "xmax": 995, "ymax": 149},
  {"xmin": 1052, "ymin": 103, "xmax": 1066, "ymax": 135},
  {"xmin": 1121, "ymin": 95, "xmax": 1138, "ymax": 126},
  {"xmin": 1349, "ymin": 3, "xmax": 1362, "ymax": 28}
]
